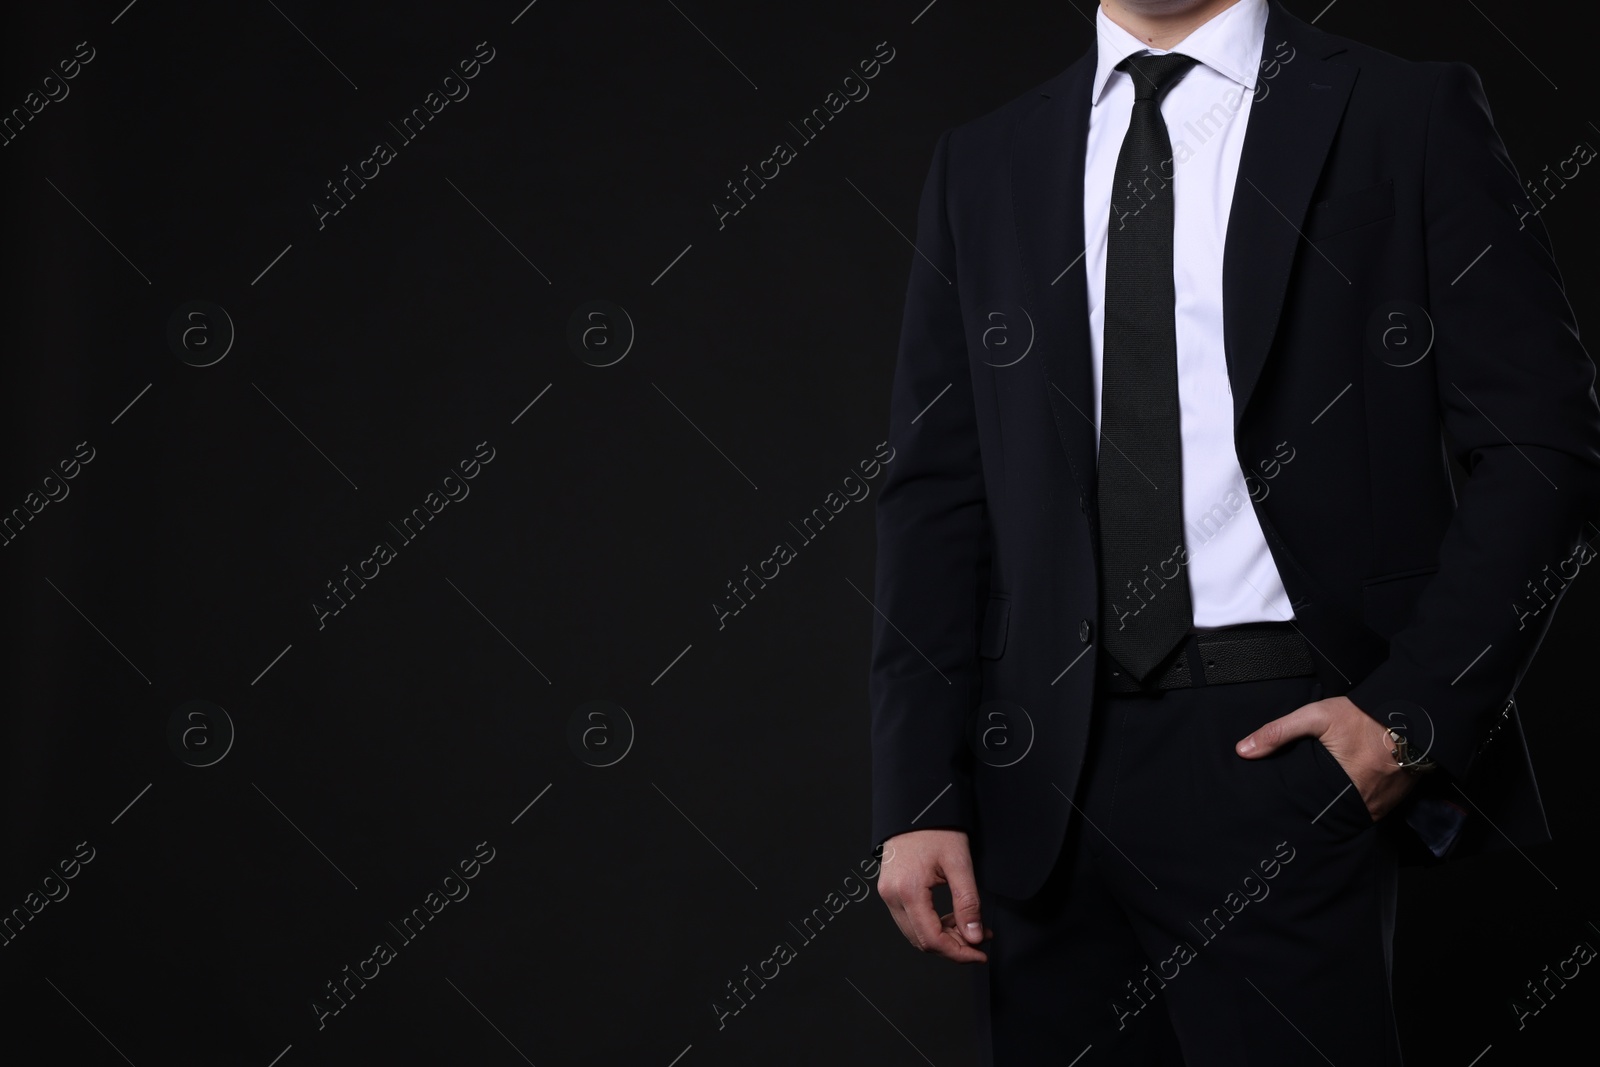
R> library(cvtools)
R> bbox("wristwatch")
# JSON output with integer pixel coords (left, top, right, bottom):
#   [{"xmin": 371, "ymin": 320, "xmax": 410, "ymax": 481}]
[{"xmin": 1386, "ymin": 726, "xmax": 1436, "ymax": 774}]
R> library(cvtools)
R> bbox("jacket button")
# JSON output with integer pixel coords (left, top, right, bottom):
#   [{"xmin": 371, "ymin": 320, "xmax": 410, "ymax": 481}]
[{"xmin": 1079, "ymin": 620, "xmax": 1092, "ymax": 642}]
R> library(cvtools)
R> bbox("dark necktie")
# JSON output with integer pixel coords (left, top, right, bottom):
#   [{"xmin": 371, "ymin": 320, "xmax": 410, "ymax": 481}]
[{"xmin": 1097, "ymin": 52, "xmax": 1201, "ymax": 683}]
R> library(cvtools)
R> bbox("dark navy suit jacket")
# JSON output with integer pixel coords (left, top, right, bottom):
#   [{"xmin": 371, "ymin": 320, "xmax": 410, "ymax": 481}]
[{"xmin": 869, "ymin": 0, "xmax": 1600, "ymax": 900}]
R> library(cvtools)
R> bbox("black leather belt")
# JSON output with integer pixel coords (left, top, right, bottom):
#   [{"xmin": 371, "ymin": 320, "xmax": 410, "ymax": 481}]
[{"xmin": 1099, "ymin": 622, "xmax": 1315, "ymax": 693}]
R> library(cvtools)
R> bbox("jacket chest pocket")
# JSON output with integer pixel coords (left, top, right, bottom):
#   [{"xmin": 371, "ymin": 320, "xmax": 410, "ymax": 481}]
[
  {"xmin": 1362, "ymin": 566, "xmax": 1437, "ymax": 639},
  {"xmin": 1304, "ymin": 178, "xmax": 1395, "ymax": 241}
]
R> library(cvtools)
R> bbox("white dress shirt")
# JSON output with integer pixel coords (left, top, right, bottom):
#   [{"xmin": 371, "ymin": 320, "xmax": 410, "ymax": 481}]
[{"xmin": 1084, "ymin": 0, "xmax": 1294, "ymax": 627}]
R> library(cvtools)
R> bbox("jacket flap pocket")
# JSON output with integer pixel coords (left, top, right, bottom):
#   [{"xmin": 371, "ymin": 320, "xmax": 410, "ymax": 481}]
[{"xmin": 979, "ymin": 596, "xmax": 1010, "ymax": 659}]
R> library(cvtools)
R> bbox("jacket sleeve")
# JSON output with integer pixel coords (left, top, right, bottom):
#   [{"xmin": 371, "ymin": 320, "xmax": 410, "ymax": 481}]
[
  {"xmin": 1347, "ymin": 63, "xmax": 1600, "ymax": 779},
  {"xmin": 868, "ymin": 128, "xmax": 990, "ymax": 849}
]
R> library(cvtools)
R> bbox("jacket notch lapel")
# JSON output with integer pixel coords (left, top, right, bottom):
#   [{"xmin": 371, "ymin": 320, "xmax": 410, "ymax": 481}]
[{"xmin": 1224, "ymin": 4, "xmax": 1356, "ymax": 429}]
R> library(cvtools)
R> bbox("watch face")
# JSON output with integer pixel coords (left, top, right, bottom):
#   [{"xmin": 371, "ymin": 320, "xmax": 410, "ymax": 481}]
[
  {"xmin": 1377, "ymin": 699, "xmax": 1438, "ymax": 767},
  {"xmin": 1388, "ymin": 729, "xmax": 1435, "ymax": 772}
]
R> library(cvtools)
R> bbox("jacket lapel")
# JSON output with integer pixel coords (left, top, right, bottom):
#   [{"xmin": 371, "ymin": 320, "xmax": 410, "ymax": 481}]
[
  {"xmin": 1010, "ymin": 54, "xmax": 1100, "ymax": 528},
  {"xmin": 1010, "ymin": 0, "xmax": 1355, "ymax": 508},
  {"xmin": 1223, "ymin": 1, "xmax": 1355, "ymax": 428}
]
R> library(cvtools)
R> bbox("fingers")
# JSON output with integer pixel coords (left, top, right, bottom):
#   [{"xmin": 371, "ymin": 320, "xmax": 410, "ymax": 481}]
[
  {"xmin": 906, "ymin": 882, "xmax": 983, "ymax": 962},
  {"xmin": 876, "ymin": 830, "xmax": 989, "ymax": 964},
  {"xmin": 943, "ymin": 847, "xmax": 986, "ymax": 947},
  {"xmin": 939, "ymin": 911, "xmax": 995, "ymax": 946},
  {"xmin": 1236, "ymin": 700, "xmax": 1329, "ymax": 758},
  {"xmin": 888, "ymin": 879, "xmax": 988, "ymax": 963}
]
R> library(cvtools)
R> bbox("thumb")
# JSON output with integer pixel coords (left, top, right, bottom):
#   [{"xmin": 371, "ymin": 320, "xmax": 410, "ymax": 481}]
[
  {"xmin": 943, "ymin": 849, "xmax": 984, "ymax": 944},
  {"xmin": 1236, "ymin": 706, "xmax": 1320, "ymax": 759}
]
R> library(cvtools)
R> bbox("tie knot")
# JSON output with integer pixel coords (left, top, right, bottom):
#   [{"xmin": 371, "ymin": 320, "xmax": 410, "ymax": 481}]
[{"xmin": 1118, "ymin": 52, "xmax": 1200, "ymax": 102}]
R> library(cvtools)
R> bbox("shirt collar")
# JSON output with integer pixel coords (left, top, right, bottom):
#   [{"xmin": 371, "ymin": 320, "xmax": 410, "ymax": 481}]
[{"xmin": 1090, "ymin": 0, "xmax": 1268, "ymax": 107}]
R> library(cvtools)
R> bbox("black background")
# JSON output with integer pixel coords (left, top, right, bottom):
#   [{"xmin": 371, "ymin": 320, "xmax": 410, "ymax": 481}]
[{"xmin": 1, "ymin": 1, "xmax": 1596, "ymax": 1064}]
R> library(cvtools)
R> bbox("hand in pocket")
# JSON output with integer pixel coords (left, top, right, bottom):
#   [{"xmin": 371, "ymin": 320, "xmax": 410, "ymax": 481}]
[{"xmin": 1236, "ymin": 695, "xmax": 1419, "ymax": 821}]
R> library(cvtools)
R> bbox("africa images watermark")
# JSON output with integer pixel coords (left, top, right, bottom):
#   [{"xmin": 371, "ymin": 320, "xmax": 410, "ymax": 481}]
[
  {"xmin": 312, "ymin": 40, "xmax": 497, "ymax": 230},
  {"xmin": 311, "ymin": 441, "xmax": 497, "ymax": 630},
  {"xmin": 712, "ymin": 40, "xmax": 896, "ymax": 230},
  {"xmin": 711, "ymin": 843, "xmax": 892, "ymax": 1030},
  {"xmin": 1, "ymin": 440, "xmax": 96, "ymax": 548},
  {"xmin": 1510, "ymin": 928, "xmax": 1596, "ymax": 1031},
  {"xmin": 1511, "ymin": 524, "xmax": 1599, "ymax": 631},
  {"xmin": 0, "ymin": 39, "xmax": 96, "ymax": 149},
  {"xmin": 1189, "ymin": 439, "xmax": 1297, "ymax": 548},
  {"xmin": 712, "ymin": 440, "xmax": 895, "ymax": 630},
  {"xmin": 0, "ymin": 841, "xmax": 97, "ymax": 948},
  {"xmin": 1113, "ymin": 38, "xmax": 1296, "ymax": 230},
  {"xmin": 1514, "ymin": 134, "xmax": 1597, "ymax": 231},
  {"xmin": 1104, "ymin": 440, "xmax": 1296, "ymax": 631},
  {"xmin": 310, "ymin": 840, "xmax": 497, "ymax": 1029},
  {"xmin": 1113, "ymin": 839, "xmax": 1298, "ymax": 1030}
]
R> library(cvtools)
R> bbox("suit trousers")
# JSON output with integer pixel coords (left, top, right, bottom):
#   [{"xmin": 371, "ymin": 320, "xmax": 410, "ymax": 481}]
[{"xmin": 970, "ymin": 674, "xmax": 1404, "ymax": 1066}]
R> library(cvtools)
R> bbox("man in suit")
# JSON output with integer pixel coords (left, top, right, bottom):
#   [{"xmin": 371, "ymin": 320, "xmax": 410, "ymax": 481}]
[{"xmin": 868, "ymin": 0, "xmax": 1600, "ymax": 1062}]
